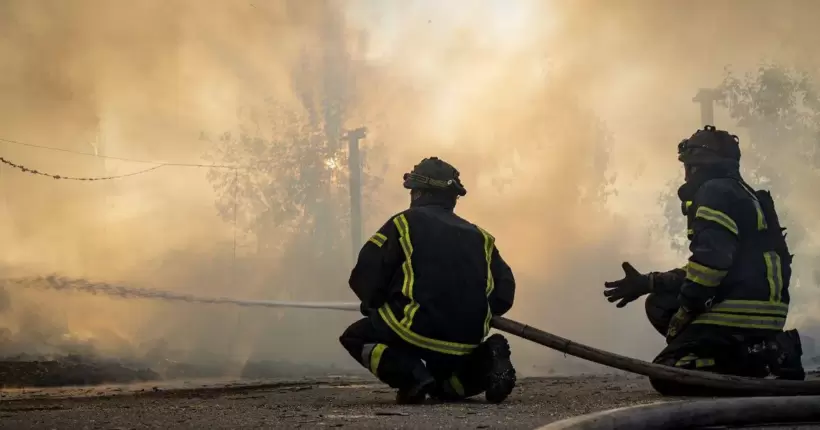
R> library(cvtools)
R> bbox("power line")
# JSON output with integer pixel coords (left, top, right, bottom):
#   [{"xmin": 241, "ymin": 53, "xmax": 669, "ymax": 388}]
[
  {"xmin": 0, "ymin": 136, "xmax": 237, "ymax": 169},
  {"xmin": 0, "ymin": 156, "xmax": 165, "ymax": 181}
]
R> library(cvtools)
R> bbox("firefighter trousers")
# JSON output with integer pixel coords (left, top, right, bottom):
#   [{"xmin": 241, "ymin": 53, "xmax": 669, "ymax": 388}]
[
  {"xmin": 339, "ymin": 317, "xmax": 490, "ymax": 401},
  {"xmin": 644, "ymin": 289, "xmax": 789, "ymax": 396}
]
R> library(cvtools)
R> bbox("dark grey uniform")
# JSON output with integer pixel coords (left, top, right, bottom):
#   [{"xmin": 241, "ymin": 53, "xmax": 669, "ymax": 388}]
[
  {"xmin": 339, "ymin": 192, "xmax": 516, "ymax": 400},
  {"xmin": 645, "ymin": 165, "xmax": 802, "ymax": 395}
]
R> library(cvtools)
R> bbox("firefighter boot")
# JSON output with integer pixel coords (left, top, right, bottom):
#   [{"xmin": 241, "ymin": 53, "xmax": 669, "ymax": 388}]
[
  {"xmin": 395, "ymin": 363, "xmax": 436, "ymax": 405},
  {"xmin": 775, "ymin": 329, "xmax": 806, "ymax": 381},
  {"xmin": 483, "ymin": 334, "xmax": 516, "ymax": 404}
]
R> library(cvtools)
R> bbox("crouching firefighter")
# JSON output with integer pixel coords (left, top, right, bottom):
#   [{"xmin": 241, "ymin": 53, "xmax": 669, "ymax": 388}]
[
  {"xmin": 603, "ymin": 126, "xmax": 805, "ymax": 396},
  {"xmin": 339, "ymin": 157, "xmax": 517, "ymax": 404}
]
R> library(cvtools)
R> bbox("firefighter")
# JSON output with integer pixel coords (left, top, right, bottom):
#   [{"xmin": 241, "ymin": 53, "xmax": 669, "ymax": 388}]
[
  {"xmin": 603, "ymin": 126, "xmax": 805, "ymax": 396},
  {"xmin": 339, "ymin": 157, "xmax": 517, "ymax": 404}
]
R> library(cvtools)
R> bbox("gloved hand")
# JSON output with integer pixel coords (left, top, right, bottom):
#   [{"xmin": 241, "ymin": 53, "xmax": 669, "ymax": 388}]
[
  {"xmin": 604, "ymin": 262, "xmax": 653, "ymax": 308},
  {"xmin": 666, "ymin": 307, "xmax": 694, "ymax": 339}
]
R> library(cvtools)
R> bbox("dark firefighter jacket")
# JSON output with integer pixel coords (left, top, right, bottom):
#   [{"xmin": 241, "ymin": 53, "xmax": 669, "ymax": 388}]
[
  {"xmin": 348, "ymin": 196, "xmax": 516, "ymax": 356},
  {"xmin": 653, "ymin": 165, "xmax": 792, "ymax": 333}
]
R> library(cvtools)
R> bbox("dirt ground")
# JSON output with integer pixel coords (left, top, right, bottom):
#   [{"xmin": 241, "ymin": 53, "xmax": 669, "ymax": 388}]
[{"xmin": 0, "ymin": 374, "xmax": 664, "ymax": 429}]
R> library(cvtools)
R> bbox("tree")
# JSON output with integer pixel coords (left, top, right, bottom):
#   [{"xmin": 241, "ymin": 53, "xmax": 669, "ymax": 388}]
[{"xmin": 203, "ymin": 45, "xmax": 386, "ymax": 300}]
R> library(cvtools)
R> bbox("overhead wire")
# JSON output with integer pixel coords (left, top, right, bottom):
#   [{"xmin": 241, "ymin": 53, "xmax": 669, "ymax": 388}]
[
  {"xmin": 0, "ymin": 136, "xmax": 237, "ymax": 169},
  {"xmin": 0, "ymin": 156, "xmax": 166, "ymax": 181},
  {"xmin": 0, "ymin": 135, "xmax": 240, "ymax": 181}
]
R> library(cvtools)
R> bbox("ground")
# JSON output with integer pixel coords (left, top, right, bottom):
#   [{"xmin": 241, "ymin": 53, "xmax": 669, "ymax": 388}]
[{"xmin": 0, "ymin": 374, "xmax": 663, "ymax": 429}]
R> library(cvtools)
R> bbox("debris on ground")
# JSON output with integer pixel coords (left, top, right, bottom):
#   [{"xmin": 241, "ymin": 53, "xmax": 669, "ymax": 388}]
[{"xmin": 0, "ymin": 375, "xmax": 662, "ymax": 429}]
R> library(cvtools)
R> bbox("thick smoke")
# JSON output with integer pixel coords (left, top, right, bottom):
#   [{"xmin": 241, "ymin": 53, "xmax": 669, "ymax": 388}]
[
  {"xmin": 0, "ymin": 0, "xmax": 360, "ymax": 374},
  {"xmin": 2, "ymin": 0, "xmax": 820, "ymax": 380}
]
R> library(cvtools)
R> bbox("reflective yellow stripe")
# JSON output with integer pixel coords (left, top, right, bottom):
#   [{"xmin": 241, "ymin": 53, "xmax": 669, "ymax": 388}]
[
  {"xmin": 708, "ymin": 299, "xmax": 788, "ymax": 317},
  {"xmin": 368, "ymin": 232, "xmax": 387, "ymax": 247},
  {"xmin": 478, "ymin": 228, "xmax": 496, "ymax": 296},
  {"xmin": 764, "ymin": 251, "xmax": 784, "ymax": 303},
  {"xmin": 675, "ymin": 354, "xmax": 697, "ymax": 367},
  {"xmin": 695, "ymin": 206, "xmax": 739, "ymax": 236},
  {"xmin": 685, "ymin": 261, "xmax": 727, "ymax": 287},
  {"xmin": 694, "ymin": 300, "xmax": 789, "ymax": 330},
  {"xmin": 674, "ymin": 354, "xmax": 715, "ymax": 369},
  {"xmin": 448, "ymin": 375, "xmax": 465, "ymax": 397},
  {"xmin": 752, "ymin": 199, "xmax": 767, "ymax": 231},
  {"xmin": 393, "ymin": 215, "xmax": 418, "ymax": 328},
  {"xmin": 685, "ymin": 201, "xmax": 693, "ymax": 211},
  {"xmin": 478, "ymin": 227, "xmax": 495, "ymax": 336},
  {"xmin": 687, "ymin": 229, "xmax": 694, "ymax": 238},
  {"xmin": 695, "ymin": 358, "xmax": 715, "ymax": 368},
  {"xmin": 378, "ymin": 305, "xmax": 477, "ymax": 355},
  {"xmin": 692, "ymin": 313, "xmax": 786, "ymax": 330},
  {"xmin": 483, "ymin": 307, "xmax": 493, "ymax": 337},
  {"xmin": 739, "ymin": 186, "xmax": 768, "ymax": 231},
  {"xmin": 369, "ymin": 344, "xmax": 387, "ymax": 376}
]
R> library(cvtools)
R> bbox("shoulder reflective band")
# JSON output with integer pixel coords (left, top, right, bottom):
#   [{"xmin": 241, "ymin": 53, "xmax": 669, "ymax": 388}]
[
  {"xmin": 738, "ymin": 185, "xmax": 768, "ymax": 231},
  {"xmin": 764, "ymin": 251, "xmax": 784, "ymax": 303},
  {"xmin": 753, "ymin": 199, "xmax": 768, "ymax": 230},
  {"xmin": 368, "ymin": 232, "xmax": 387, "ymax": 247},
  {"xmin": 695, "ymin": 206, "xmax": 739, "ymax": 236},
  {"xmin": 393, "ymin": 214, "xmax": 418, "ymax": 328},
  {"xmin": 378, "ymin": 305, "xmax": 477, "ymax": 355},
  {"xmin": 685, "ymin": 261, "xmax": 728, "ymax": 287}
]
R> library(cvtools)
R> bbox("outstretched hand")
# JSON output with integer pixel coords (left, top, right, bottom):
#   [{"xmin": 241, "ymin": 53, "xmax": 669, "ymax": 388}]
[{"xmin": 604, "ymin": 262, "xmax": 651, "ymax": 308}]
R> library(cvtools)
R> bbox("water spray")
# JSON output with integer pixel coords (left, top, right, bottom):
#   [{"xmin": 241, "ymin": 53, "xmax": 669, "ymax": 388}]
[
  {"xmin": 2, "ymin": 275, "xmax": 359, "ymax": 311},
  {"xmin": 5, "ymin": 275, "xmax": 820, "ymax": 396}
]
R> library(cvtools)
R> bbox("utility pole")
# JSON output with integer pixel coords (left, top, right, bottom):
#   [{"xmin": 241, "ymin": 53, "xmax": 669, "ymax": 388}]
[
  {"xmin": 692, "ymin": 88, "xmax": 722, "ymax": 126},
  {"xmin": 344, "ymin": 127, "xmax": 367, "ymax": 261}
]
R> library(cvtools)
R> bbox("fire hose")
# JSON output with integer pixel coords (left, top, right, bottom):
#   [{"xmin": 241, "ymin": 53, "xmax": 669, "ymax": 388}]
[
  {"xmin": 3, "ymin": 276, "xmax": 820, "ymax": 397},
  {"xmin": 538, "ymin": 396, "xmax": 820, "ymax": 429}
]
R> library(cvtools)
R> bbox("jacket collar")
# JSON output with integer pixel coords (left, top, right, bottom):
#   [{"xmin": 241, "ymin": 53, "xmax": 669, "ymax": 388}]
[
  {"xmin": 410, "ymin": 192, "xmax": 456, "ymax": 211},
  {"xmin": 677, "ymin": 161, "xmax": 741, "ymax": 202}
]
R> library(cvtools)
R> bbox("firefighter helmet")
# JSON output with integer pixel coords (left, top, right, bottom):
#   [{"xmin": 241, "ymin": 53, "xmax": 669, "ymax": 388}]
[
  {"xmin": 677, "ymin": 125, "xmax": 741, "ymax": 166},
  {"xmin": 403, "ymin": 157, "xmax": 467, "ymax": 197}
]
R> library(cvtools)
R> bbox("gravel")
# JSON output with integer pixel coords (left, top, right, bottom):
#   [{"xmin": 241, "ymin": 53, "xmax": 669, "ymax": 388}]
[{"xmin": 0, "ymin": 374, "xmax": 663, "ymax": 429}]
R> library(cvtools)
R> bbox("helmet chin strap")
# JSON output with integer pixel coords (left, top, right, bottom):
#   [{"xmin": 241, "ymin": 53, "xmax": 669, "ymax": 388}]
[{"xmin": 685, "ymin": 164, "xmax": 699, "ymax": 181}]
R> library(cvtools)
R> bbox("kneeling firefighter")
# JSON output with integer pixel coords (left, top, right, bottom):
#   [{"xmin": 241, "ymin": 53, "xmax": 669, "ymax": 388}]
[
  {"xmin": 339, "ymin": 157, "xmax": 517, "ymax": 404},
  {"xmin": 603, "ymin": 126, "xmax": 805, "ymax": 396}
]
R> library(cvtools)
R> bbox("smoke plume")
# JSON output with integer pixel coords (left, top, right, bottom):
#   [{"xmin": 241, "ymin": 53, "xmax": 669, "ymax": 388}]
[{"xmin": 2, "ymin": 0, "xmax": 820, "ymax": 379}]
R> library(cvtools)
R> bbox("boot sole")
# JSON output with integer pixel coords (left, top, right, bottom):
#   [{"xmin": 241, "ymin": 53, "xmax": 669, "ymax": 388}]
[{"xmin": 484, "ymin": 334, "xmax": 516, "ymax": 404}]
